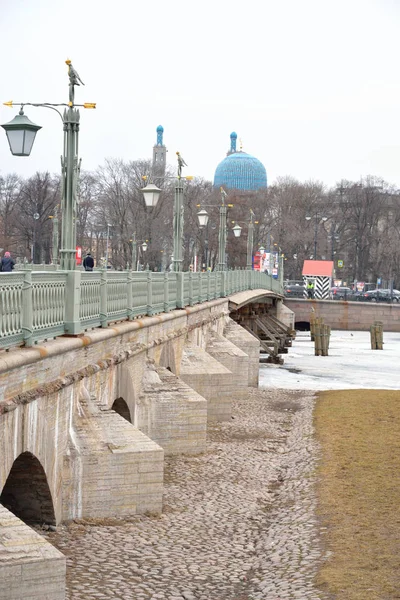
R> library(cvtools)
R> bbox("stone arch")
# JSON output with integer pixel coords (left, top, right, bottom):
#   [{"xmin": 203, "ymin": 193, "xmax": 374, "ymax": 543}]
[
  {"xmin": 295, "ymin": 321, "xmax": 310, "ymax": 331},
  {"xmin": 159, "ymin": 341, "xmax": 177, "ymax": 373},
  {"xmin": 0, "ymin": 451, "xmax": 56, "ymax": 525},
  {"xmin": 112, "ymin": 397, "xmax": 132, "ymax": 423}
]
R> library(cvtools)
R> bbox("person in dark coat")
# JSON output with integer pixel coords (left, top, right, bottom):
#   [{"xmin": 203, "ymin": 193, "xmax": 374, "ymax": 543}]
[
  {"xmin": 0, "ymin": 252, "xmax": 15, "ymax": 272},
  {"xmin": 83, "ymin": 252, "xmax": 94, "ymax": 271}
]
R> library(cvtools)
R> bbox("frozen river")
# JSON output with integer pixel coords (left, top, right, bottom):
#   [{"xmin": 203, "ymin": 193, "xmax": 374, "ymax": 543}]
[{"xmin": 259, "ymin": 330, "xmax": 400, "ymax": 391}]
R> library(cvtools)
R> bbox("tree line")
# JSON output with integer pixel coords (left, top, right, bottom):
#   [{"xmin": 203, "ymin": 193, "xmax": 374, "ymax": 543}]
[{"xmin": 1, "ymin": 162, "xmax": 399, "ymax": 285}]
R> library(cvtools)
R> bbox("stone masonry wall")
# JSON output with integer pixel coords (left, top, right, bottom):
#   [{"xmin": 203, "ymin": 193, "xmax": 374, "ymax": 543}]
[{"xmin": 285, "ymin": 298, "xmax": 400, "ymax": 331}]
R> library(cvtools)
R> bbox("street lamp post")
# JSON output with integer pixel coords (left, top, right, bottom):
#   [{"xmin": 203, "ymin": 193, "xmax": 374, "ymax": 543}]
[
  {"xmin": 197, "ymin": 208, "xmax": 209, "ymax": 270},
  {"xmin": 130, "ymin": 233, "xmax": 148, "ymax": 271},
  {"xmin": 173, "ymin": 177, "xmax": 185, "ymax": 272},
  {"xmin": 197, "ymin": 189, "xmax": 237, "ymax": 271},
  {"xmin": 49, "ymin": 206, "xmax": 59, "ymax": 264},
  {"xmin": 305, "ymin": 213, "xmax": 327, "ymax": 260},
  {"xmin": 141, "ymin": 152, "xmax": 189, "ymax": 272},
  {"xmin": 230, "ymin": 209, "xmax": 256, "ymax": 270},
  {"xmin": 105, "ymin": 223, "xmax": 112, "ymax": 269},
  {"xmin": 1, "ymin": 60, "xmax": 96, "ymax": 271},
  {"xmin": 32, "ymin": 212, "xmax": 39, "ymax": 263},
  {"xmin": 218, "ymin": 188, "xmax": 228, "ymax": 271}
]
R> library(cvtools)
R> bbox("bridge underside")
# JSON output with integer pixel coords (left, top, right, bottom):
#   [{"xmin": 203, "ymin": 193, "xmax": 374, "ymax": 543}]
[{"xmin": 228, "ymin": 291, "xmax": 295, "ymax": 363}]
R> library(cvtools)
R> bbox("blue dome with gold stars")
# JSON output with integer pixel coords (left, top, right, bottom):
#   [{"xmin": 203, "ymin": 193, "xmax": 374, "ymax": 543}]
[{"xmin": 214, "ymin": 132, "xmax": 267, "ymax": 191}]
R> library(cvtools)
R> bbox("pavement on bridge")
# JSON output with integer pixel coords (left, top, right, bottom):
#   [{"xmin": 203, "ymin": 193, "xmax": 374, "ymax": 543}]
[{"xmin": 260, "ymin": 330, "xmax": 400, "ymax": 390}]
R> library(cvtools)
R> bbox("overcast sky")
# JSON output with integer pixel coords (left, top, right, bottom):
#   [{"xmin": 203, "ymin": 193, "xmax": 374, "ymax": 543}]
[{"xmin": 1, "ymin": 0, "xmax": 400, "ymax": 189}]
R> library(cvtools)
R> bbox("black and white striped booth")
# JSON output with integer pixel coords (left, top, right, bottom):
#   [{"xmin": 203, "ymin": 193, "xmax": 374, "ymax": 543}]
[{"xmin": 302, "ymin": 260, "xmax": 334, "ymax": 300}]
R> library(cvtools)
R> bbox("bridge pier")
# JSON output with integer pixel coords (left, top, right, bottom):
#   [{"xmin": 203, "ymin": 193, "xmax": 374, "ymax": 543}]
[
  {"xmin": 0, "ymin": 294, "xmax": 282, "ymax": 598},
  {"xmin": 0, "ymin": 505, "xmax": 65, "ymax": 600}
]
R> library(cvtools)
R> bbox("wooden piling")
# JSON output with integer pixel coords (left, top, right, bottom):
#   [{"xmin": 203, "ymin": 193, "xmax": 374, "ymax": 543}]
[
  {"xmin": 370, "ymin": 321, "xmax": 383, "ymax": 350},
  {"xmin": 310, "ymin": 312, "xmax": 316, "ymax": 341},
  {"xmin": 314, "ymin": 321, "xmax": 322, "ymax": 356}
]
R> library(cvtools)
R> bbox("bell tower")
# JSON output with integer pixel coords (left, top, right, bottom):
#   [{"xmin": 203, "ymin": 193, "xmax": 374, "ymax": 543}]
[{"xmin": 152, "ymin": 125, "xmax": 167, "ymax": 177}]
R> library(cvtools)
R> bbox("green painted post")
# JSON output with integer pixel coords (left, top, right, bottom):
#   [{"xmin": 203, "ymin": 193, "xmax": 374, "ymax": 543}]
[
  {"xmin": 198, "ymin": 272, "xmax": 202, "ymax": 303},
  {"xmin": 127, "ymin": 269, "xmax": 133, "ymax": 320},
  {"xmin": 131, "ymin": 232, "xmax": 137, "ymax": 270},
  {"xmin": 218, "ymin": 202, "xmax": 227, "ymax": 271},
  {"xmin": 60, "ymin": 107, "xmax": 80, "ymax": 271},
  {"xmin": 51, "ymin": 208, "xmax": 59, "ymax": 265},
  {"xmin": 22, "ymin": 270, "xmax": 33, "ymax": 347},
  {"xmin": 64, "ymin": 270, "xmax": 82, "ymax": 333},
  {"xmin": 207, "ymin": 269, "xmax": 211, "ymax": 301},
  {"xmin": 221, "ymin": 271, "xmax": 227, "ymax": 297},
  {"xmin": 176, "ymin": 272, "xmax": 184, "ymax": 308},
  {"xmin": 100, "ymin": 270, "xmax": 108, "ymax": 328},
  {"xmin": 247, "ymin": 215, "xmax": 254, "ymax": 270},
  {"xmin": 188, "ymin": 271, "xmax": 194, "ymax": 306},
  {"xmin": 164, "ymin": 271, "xmax": 169, "ymax": 313},
  {"xmin": 173, "ymin": 179, "xmax": 184, "ymax": 272},
  {"xmin": 147, "ymin": 270, "xmax": 153, "ymax": 316}
]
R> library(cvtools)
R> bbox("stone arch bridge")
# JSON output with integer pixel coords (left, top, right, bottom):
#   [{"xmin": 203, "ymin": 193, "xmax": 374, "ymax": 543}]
[{"xmin": 0, "ymin": 286, "xmax": 293, "ymax": 599}]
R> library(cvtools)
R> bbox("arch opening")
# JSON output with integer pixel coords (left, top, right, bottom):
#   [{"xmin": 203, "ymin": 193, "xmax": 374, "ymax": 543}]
[
  {"xmin": 0, "ymin": 452, "xmax": 56, "ymax": 525},
  {"xmin": 112, "ymin": 397, "xmax": 132, "ymax": 423},
  {"xmin": 295, "ymin": 321, "xmax": 311, "ymax": 331}
]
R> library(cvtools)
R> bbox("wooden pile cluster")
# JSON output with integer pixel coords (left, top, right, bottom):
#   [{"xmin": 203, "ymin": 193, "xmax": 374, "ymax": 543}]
[
  {"xmin": 370, "ymin": 321, "xmax": 383, "ymax": 350},
  {"xmin": 310, "ymin": 313, "xmax": 331, "ymax": 356}
]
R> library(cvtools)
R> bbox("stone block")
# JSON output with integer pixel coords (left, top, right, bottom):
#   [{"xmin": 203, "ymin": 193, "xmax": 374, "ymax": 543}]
[
  {"xmin": 223, "ymin": 318, "xmax": 260, "ymax": 387},
  {"xmin": 137, "ymin": 367, "xmax": 207, "ymax": 455},
  {"xmin": 0, "ymin": 505, "xmax": 66, "ymax": 600},
  {"xmin": 206, "ymin": 330, "xmax": 249, "ymax": 398},
  {"xmin": 179, "ymin": 346, "xmax": 234, "ymax": 422},
  {"xmin": 62, "ymin": 393, "xmax": 164, "ymax": 520}
]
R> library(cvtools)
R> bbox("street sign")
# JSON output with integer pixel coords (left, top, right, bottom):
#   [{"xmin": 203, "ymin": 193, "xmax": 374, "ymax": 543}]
[{"xmin": 337, "ymin": 260, "xmax": 344, "ymax": 268}]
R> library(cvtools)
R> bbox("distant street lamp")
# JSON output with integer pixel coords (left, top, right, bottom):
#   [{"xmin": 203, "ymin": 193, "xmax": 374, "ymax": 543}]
[
  {"xmin": 48, "ymin": 207, "xmax": 59, "ymax": 264},
  {"xmin": 196, "ymin": 188, "xmax": 237, "ymax": 271},
  {"xmin": 305, "ymin": 213, "xmax": 327, "ymax": 260},
  {"xmin": 231, "ymin": 209, "xmax": 257, "ymax": 270},
  {"xmin": 197, "ymin": 209, "xmax": 210, "ymax": 270},
  {"xmin": 1, "ymin": 59, "xmax": 96, "ymax": 270},
  {"xmin": 130, "ymin": 232, "xmax": 148, "ymax": 270},
  {"xmin": 105, "ymin": 224, "xmax": 112, "ymax": 269},
  {"xmin": 141, "ymin": 152, "xmax": 191, "ymax": 272},
  {"xmin": 32, "ymin": 212, "xmax": 39, "ymax": 263}
]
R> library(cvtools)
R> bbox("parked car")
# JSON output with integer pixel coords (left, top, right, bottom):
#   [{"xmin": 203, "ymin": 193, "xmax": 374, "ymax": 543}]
[
  {"xmin": 330, "ymin": 286, "xmax": 352, "ymax": 300},
  {"xmin": 284, "ymin": 281, "xmax": 305, "ymax": 298},
  {"xmin": 362, "ymin": 289, "xmax": 400, "ymax": 303}
]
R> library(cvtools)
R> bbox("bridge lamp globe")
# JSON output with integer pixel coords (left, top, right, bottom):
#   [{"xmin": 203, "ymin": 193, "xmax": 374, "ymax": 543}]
[
  {"xmin": 142, "ymin": 183, "xmax": 161, "ymax": 208},
  {"xmin": 232, "ymin": 224, "xmax": 242, "ymax": 238},
  {"xmin": 197, "ymin": 209, "xmax": 209, "ymax": 229},
  {"xmin": 1, "ymin": 109, "xmax": 42, "ymax": 157},
  {"xmin": 141, "ymin": 241, "xmax": 148, "ymax": 252}
]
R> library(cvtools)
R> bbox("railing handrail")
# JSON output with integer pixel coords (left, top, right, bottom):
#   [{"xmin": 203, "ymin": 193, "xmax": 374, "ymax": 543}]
[{"xmin": 0, "ymin": 269, "xmax": 283, "ymax": 350}]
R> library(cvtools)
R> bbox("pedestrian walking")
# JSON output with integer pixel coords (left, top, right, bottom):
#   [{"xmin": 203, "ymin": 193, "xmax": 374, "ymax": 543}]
[
  {"xmin": 0, "ymin": 251, "xmax": 15, "ymax": 272},
  {"xmin": 83, "ymin": 252, "xmax": 94, "ymax": 271}
]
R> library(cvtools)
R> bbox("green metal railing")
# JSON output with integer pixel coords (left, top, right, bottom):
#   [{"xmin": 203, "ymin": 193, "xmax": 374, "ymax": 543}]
[{"xmin": 0, "ymin": 269, "xmax": 282, "ymax": 350}]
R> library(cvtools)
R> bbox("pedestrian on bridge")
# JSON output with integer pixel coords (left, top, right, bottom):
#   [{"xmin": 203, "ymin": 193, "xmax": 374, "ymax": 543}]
[
  {"xmin": 83, "ymin": 252, "xmax": 94, "ymax": 271},
  {"xmin": 0, "ymin": 251, "xmax": 15, "ymax": 272}
]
